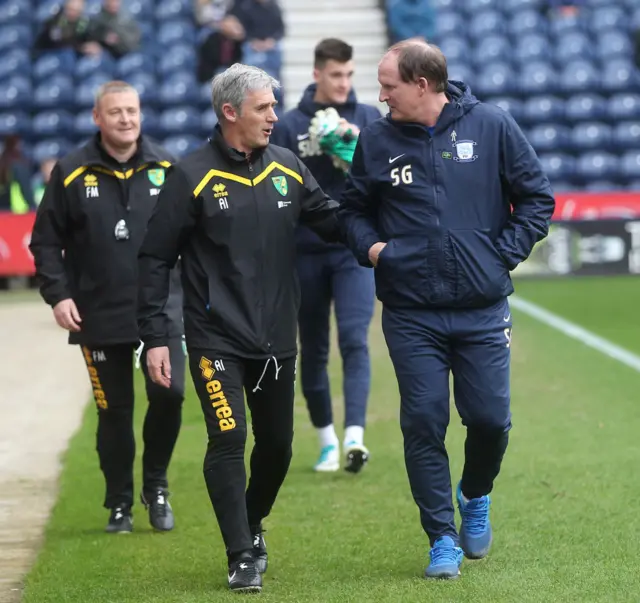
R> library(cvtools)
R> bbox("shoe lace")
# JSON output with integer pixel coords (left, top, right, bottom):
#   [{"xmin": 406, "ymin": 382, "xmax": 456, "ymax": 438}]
[
  {"xmin": 430, "ymin": 542, "xmax": 460, "ymax": 566},
  {"xmin": 463, "ymin": 497, "xmax": 490, "ymax": 535},
  {"xmin": 153, "ymin": 492, "xmax": 168, "ymax": 517}
]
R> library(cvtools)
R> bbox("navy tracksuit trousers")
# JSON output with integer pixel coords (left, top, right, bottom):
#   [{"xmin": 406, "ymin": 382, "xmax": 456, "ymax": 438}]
[
  {"xmin": 296, "ymin": 246, "xmax": 375, "ymax": 429},
  {"xmin": 381, "ymin": 298, "xmax": 512, "ymax": 546}
]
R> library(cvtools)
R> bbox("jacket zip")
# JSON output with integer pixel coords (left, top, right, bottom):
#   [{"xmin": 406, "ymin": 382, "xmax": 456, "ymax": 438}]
[{"xmin": 428, "ymin": 133, "xmax": 444, "ymax": 299}]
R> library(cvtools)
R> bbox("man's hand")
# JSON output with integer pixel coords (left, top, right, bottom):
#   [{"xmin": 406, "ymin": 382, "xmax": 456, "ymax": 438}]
[
  {"xmin": 368, "ymin": 242, "xmax": 387, "ymax": 267},
  {"xmin": 146, "ymin": 346, "xmax": 172, "ymax": 388},
  {"xmin": 53, "ymin": 299, "xmax": 82, "ymax": 332}
]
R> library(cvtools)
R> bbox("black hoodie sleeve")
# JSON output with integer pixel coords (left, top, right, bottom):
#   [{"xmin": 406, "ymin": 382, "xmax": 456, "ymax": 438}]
[
  {"xmin": 295, "ymin": 156, "xmax": 341, "ymax": 243},
  {"xmin": 29, "ymin": 164, "xmax": 73, "ymax": 307},
  {"xmin": 138, "ymin": 166, "xmax": 199, "ymax": 349}
]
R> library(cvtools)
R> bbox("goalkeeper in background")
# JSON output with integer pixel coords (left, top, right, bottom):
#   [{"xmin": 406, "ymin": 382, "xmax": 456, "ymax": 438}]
[{"xmin": 271, "ymin": 38, "xmax": 381, "ymax": 473}]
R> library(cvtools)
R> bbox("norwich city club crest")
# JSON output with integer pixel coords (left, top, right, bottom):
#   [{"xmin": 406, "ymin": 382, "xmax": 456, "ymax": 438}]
[
  {"xmin": 271, "ymin": 175, "xmax": 288, "ymax": 197},
  {"xmin": 147, "ymin": 168, "xmax": 165, "ymax": 186}
]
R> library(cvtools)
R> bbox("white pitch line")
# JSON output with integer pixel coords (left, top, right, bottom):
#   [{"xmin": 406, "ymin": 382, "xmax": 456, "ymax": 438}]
[{"xmin": 509, "ymin": 295, "xmax": 640, "ymax": 374}]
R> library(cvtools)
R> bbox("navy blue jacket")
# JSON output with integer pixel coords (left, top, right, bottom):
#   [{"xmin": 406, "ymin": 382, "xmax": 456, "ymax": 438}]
[
  {"xmin": 271, "ymin": 84, "xmax": 381, "ymax": 253},
  {"xmin": 338, "ymin": 81, "xmax": 556, "ymax": 309}
]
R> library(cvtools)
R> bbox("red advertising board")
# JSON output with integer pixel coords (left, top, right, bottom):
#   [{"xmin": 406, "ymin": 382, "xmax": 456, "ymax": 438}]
[
  {"xmin": 0, "ymin": 212, "xmax": 36, "ymax": 276},
  {"xmin": 553, "ymin": 192, "xmax": 640, "ymax": 220}
]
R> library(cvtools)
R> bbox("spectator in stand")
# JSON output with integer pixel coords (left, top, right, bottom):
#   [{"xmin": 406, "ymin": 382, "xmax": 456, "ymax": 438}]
[
  {"xmin": 33, "ymin": 158, "xmax": 58, "ymax": 207},
  {"xmin": 195, "ymin": 0, "xmax": 244, "ymax": 82},
  {"xmin": 33, "ymin": 0, "xmax": 102, "ymax": 57},
  {"xmin": 0, "ymin": 136, "xmax": 36, "ymax": 214},
  {"xmin": 544, "ymin": 0, "xmax": 585, "ymax": 18},
  {"xmin": 88, "ymin": 0, "xmax": 141, "ymax": 59},
  {"xmin": 386, "ymin": 0, "xmax": 436, "ymax": 45},
  {"xmin": 228, "ymin": 0, "xmax": 285, "ymax": 76}
]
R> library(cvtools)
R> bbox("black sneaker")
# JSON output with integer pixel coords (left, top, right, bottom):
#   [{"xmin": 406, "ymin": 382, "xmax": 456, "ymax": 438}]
[
  {"xmin": 141, "ymin": 489, "xmax": 174, "ymax": 531},
  {"xmin": 228, "ymin": 556, "xmax": 262, "ymax": 593},
  {"xmin": 251, "ymin": 528, "xmax": 268, "ymax": 574},
  {"xmin": 344, "ymin": 442, "xmax": 369, "ymax": 474},
  {"xmin": 105, "ymin": 506, "xmax": 133, "ymax": 533}
]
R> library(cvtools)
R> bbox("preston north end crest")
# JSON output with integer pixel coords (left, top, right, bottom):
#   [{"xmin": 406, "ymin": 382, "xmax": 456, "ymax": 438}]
[
  {"xmin": 272, "ymin": 175, "xmax": 288, "ymax": 196},
  {"xmin": 453, "ymin": 140, "xmax": 478, "ymax": 163},
  {"xmin": 147, "ymin": 168, "xmax": 165, "ymax": 186}
]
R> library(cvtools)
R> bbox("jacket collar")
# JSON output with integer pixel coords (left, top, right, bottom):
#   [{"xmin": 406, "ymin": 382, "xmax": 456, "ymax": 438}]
[
  {"xmin": 210, "ymin": 124, "xmax": 267, "ymax": 164},
  {"xmin": 84, "ymin": 133, "xmax": 167, "ymax": 169}
]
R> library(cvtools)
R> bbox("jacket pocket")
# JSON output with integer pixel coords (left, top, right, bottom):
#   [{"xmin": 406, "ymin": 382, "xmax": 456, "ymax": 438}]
[{"xmin": 448, "ymin": 229, "xmax": 512, "ymax": 305}]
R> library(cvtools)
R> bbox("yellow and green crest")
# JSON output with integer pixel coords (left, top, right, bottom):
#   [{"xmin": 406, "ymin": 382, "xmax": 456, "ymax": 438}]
[
  {"xmin": 271, "ymin": 175, "xmax": 288, "ymax": 197},
  {"xmin": 148, "ymin": 168, "xmax": 165, "ymax": 187}
]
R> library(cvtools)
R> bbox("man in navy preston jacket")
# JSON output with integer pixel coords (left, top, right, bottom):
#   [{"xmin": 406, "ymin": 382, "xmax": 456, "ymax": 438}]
[
  {"xmin": 271, "ymin": 38, "xmax": 381, "ymax": 473},
  {"xmin": 338, "ymin": 40, "xmax": 555, "ymax": 579}
]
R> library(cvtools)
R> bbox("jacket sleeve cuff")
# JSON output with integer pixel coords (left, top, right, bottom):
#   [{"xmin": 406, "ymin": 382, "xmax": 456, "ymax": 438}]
[{"xmin": 142, "ymin": 337, "xmax": 169, "ymax": 350}]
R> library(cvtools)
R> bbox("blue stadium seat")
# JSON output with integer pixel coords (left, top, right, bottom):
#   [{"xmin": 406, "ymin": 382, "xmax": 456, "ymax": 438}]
[
  {"xmin": 73, "ymin": 110, "xmax": 97, "ymax": 139},
  {"xmin": 626, "ymin": 180, "xmax": 640, "ymax": 191},
  {"xmin": 584, "ymin": 180, "xmax": 623, "ymax": 192},
  {"xmin": 538, "ymin": 153, "xmax": 576, "ymax": 181},
  {"xmin": 548, "ymin": 13, "xmax": 585, "ymax": 38},
  {"xmin": 199, "ymin": 81, "xmax": 212, "ymax": 108},
  {"xmin": 565, "ymin": 93, "xmax": 607, "ymax": 123},
  {"xmin": 33, "ymin": 51, "xmax": 77, "ymax": 83},
  {"xmin": 128, "ymin": 0, "xmax": 154, "ymax": 20},
  {"xmin": 435, "ymin": 12, "xmax": 464, "ymax": 37},
  {"xmin": 432, "ymin": 0, "xmax": 455, "ymax": 10},
  {"xmin": 522, "ymin": 95, "xmax": 564, "ymax": 125},
  {"xmin": 156, "ymin": 0, "xmax": 191, "ymax": 21},
  {"xmin": 601, "ymin": 60, "xmax": 640, "ymax": 94},
  {"xmin": 518, "ymin": 61, "xmax": 558, "ymax": 96},
  {"xmin": 35, "ymin": 0, "xmax": 61, "ymax": 23},
  {"xmin": 158, "ymin": 73, "xmax": 200, "ymax": 106},
  {"xmin": 474, "ymin": 62, "xmax": 515, "ymax": 97},
  {"xmin": 157, "ymin": 20, "xmax": 196, "ymax": 47},
  {"xmin": 502, "ymin": 0, "xmax": 542, "ymax": 12},
  {"xmin": 85, "ymin": 0, "xmax": 102, "ymax": 16},
  {"xmin": 570, "ymin": 122, "xmax": 613, "ymax": 152},
  {"xmin": 621, "ymin": 151, "xmax": 640, "ymax": 181},
  {"xmin": 0, "ymin": 75, "xmax": 31, "ymax": 110},
  {"xmin": 589, "ymin": 7, "xmax": 626, "ymax": 33},
  {"xmin": 33, "ymin": 75, "xmax": 74, "ymax": 110},
  {"xmin": 162, "ymin": 135, "xmax": 202, "ymax": 158},
  {"xmin": 513, "ymin": 34, "xmax": 551, "ymax": 65},
  {"xmin": 558, "ymin": 60, "xmax": 601, "ymax": 95},
  {"xmin": 526, "ymin": 123, "xmax": 571, "ymax": 153},
  {"xmin": 141, "ymin": 108, "xmax": 161, "ymax": 138},
  {"xmin": 607, "ymin": 93, "xmax": 640, "ymax": 121},
  {"xmin": 468, "ymin": 11, "xmax": 505, "ymax": 41},
  {"xmin": 0, "ymin": 0, "xmax": 31, "ymax": 25},
  {"xmin": 33, "ymin": 110, "xmax": 75, "ymax": 139},
  {"xmin": 487, "ymin": 97, "xmax": 524, "ymax": 123},
  {"xmin": 551, "ymin": 181, "xmax": 576, "ymax": 193},
  {"xmin": 128, "ymin": 72, "xmax": 157, "ymax": 106},
  {"xmin": 157, "ymin": 44, "xmax": 197, "ymax": 76},
  {"xmin": 0, "ymin": 49, "xmax": 30, "ymax": 80},
  {"xmin": 613, "ymin": 122, "xmax": 640, "ymax": 149},
  {"xmin": 439, "ymin": 37, "xmax": 469, "ymax": 66},
  {"xmin": 75, "ymin": 53, "xmax": 116, "ymax": 80},
  {"xmin": 596, "ymin": 31, "xmax": 633, "ymax": 62},
  {"xmin": 508, "ymin": 9, "xmax": 546, "ymax": 38},
  {"xmin": 32, "ymin": 138, "xmax": 74, "ymax": 164},
  {"xmin": 463, "ymin": 0, "xmax": 498, "ymax": 12},
  {"xmin": 446, "ymin": 63, "xmax": 474, "ymax": 88},
  {"xmin": 116, "ymin": 53, "xmax": 155, "ymax": 78},
  {"xmin": 139, "ymin": 21, "xmax": 155, "ymax": 46},
  {"xmin": 74, "ymin": 74, "xmax": 112, "ymax": 109},
  {"xmin": 554, "ymin": 32, "xmax": 593, "ymax": 65},
  {"xmin": 0, "ymin": 25, "xmax": 31, "ymax": 51},
  {"xmin": 202, "ymin": 108, "xmax": 218, "ymax": 135},
  {"xmin": 575, "ymin": 152, "xmax": 619, "ymax": 183},
  {"xmin": 0, "ymin": 111, "xmax": 30, "ymax": 137},
  {"xmin": 474, "ymin": 36, "xmax": 512, "ymax": 68},
  {"xmin": 159, "ymin": 107, "xmax": 202, "ymax": 136}
]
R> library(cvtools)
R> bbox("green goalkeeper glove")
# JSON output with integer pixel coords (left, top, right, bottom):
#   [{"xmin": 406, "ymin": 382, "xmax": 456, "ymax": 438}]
[{"xmin": 308, "ymin": 107, "xmax": 358, "ymax": 173}]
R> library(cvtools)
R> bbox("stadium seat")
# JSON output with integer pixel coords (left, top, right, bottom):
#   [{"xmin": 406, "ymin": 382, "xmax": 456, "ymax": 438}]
[
  {"xmin": 0, "ymin": 49, "xmax": 30, "ymax": 80},
  {"xmin": 601, "ymin": 60, "xmax": 640, "ymax": 94},
  {"xmin": 554, "ymin": 32, "xmax": 593, "ymax": 66},
  {"xmin": 157, "ymin": 20, "xmax": 196, "ymax": 47},
  {"xmin": 199, "ymin": 81, "xmax": 213, "ymax": 108},
  {"xmin": 128, "ymin": 72, "xmax": 157, "ymax": 106},
  {"xmin": 570, "ymin": 122, "xmax": 613, "ymax": 152},
  {"xmin": 159, "ymin": 107, "xmax": 202, "ymax": 136},
  {"xmin": 548, "ymin": 13, "xmax": 584, "ymax": 38},
  {"xmin": 558, "ymin": 60, "xmax": 601, "ymax": 96},
  {"xmin": 588, "ymin": 7, "xmax": 626, "ymax": 33},
  {"xmin": 435, "ymin": 12, "xmax": 464, "ymax": 37},
  {"xmin": 474, "ymin": 62, "xmax": 515, "ymax": 97},
  {"xmin": 0, "ymin": 25, "xmax": 31, "ymax": 51},
  {"xmin": 0, "ymin": 75, "xmax": 31, "ymax": 110},
  {"xmin": 513, "ymin": 34, "xmax": 551, "ymax": 65},
  {"xmin": 468, "ymin": 11, "xmax": 505, "ymax": 41},
  {"xmin": 575, "ymin": 152, "xmax": 619, "ymax": 183},
  {"xmin": 626, "ymin": 180, "xmax": 640, "ymax": 191},
  {"xmin": 463, "ymin": 0, "xmax": 498, "ymax": 12},
  {"xmin": 444, "ymin": 63, "xmax": 474, "ymax": 89},
  {"xmin": 157, "ymin": 44, "xmax": 197, "ymax": 76},
  {"xmin": 74, "ymin": 74, "xmax": 112, "ymax": 109},
  {"xmin": 141, "ymin": 108, "xmax": 161, "ymax": 138},
  {"xmin": 0, "ymin": 111, "xmax": 30, "ymax": 137},
  {"xmin": 0, "ymin": 0, "xmax": 31, "ymax": 25},
  {"xmin": 85, "ymin": 0, "xmax": 102, "ymax": 17},
  {"xmin": 565, "ymin": 93, "xmax": 607, "ymax": 123},
  {"xmin": 158, "ymin": 73, "xmax": 200, "ymax": 106},
  {"xmin": 538, "ymin": 152, "xmax": 576, "ymax": 181},
  {"xmin": 156, "ymin": 0, "xmax": 191, "ymax": 21},
  {"xmin": 33, "ymin": 75, "xmax": 74, "ymax": 110},
  {"xmin": 474, "ymin": 36, "xmax": 512, "ymax": 68},
  {"xmin": 607, "ymin": 93, "xmax": 640, "ymax": 121},
  {"xmin": 202, "ymin": 108, "xmax": 218, "ymax": 135},
  {"xmin": 35, "ymin": 0, "xmax": 61, "ymax": 23},
  {"xmin": 502, "ymin": 0, "xmax": 542, "ymax": 13},
  {"xmin": 522, "ymin": 95, "xmax": 564, "ymax": 125},
  {"xmin": 518, "ymin": 61, "xmax": 558, "ymax": 96},
  {"xmin": 127, "ymin": 0, "xmax": 154, "ymax": 20},
  {"xmin": 584, "ymin": 180, "xmax": 623, "ymax": 192},
  {"xmin": 73, "ymin": 110, "xmax": 97, "ymax": 139},
  {"xmin": 162, "ymin": 135, "xmax": 202, "ymax": 158},
  {"xmin": 620, "ymin": 151, "xmax": 640, "ymax": 181},
  {"xmin": 75, "ymin": 54, "xmax": 116, "ymax": 80},
  {"xmin": 33, "ymin": 110, "xmax": 75, "ymax": 139},
  {"xmin": 613, "ymin": 122, "xmax": 640, "ymax": 149},
  {"xmin": 439, "ymin": 37, "xmax": 469, "ymax": 66},
  {"xmin": 116, "ymin": 53, "xmax": 154, "ymax": 78},
  {"xmin": 596, "ymin": 31, "xmax": 633, "ymax": 62},
  {"xmin": 526, "ymin": 123, "xmax": 571, "ymax": 153},
  {"xmin": 487, "ymin": 97, "xmax": 524, "ymax": 123},
  {"xmin": 508, "ymin": 9, "xmax": 546, "ymax": 38},
  {"xmin": 32, "ymin": 138, "xmax": 74, "ymax": 164},
  {"xmin": 33, "ymin": 51, "xmax": 77, "ymax": 83},
  {"xmin": 432, "ymin": 0, "xmax": 455, "ymax": 10}
]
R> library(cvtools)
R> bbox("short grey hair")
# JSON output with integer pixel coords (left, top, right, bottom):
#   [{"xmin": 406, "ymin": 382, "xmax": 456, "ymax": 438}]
[
  {"xmin": 94, "ymin": 80, "xmax": 138, "ymax": 108},
  {"xmin": 211, "ymin": 63, "xmax": 280, "ymax": 120}
]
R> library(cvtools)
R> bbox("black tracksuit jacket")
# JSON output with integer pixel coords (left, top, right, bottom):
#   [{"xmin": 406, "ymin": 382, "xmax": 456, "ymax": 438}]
[{"xmin": 138, "ymin": 126, "xmax": 341, "ymax": 359}]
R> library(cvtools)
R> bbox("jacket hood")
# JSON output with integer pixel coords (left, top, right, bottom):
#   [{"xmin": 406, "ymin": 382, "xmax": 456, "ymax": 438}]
[{"xmin": 297, "ymin": 83, "xmax": 358, "ymax": 117}]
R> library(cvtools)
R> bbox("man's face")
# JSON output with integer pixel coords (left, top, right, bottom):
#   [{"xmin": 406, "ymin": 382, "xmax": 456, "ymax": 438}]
[
  {"xmin": 93, "ymin": 90, "xmax": 141, "ymax": 149},
  {"xmin": 64, "ymin": 0, "xmax": 84, "ymax": 20},
  {"xmin": 378, "ymin": 54, "xmax": 423, "ymax": 122},
  {"xmin": 229, "ymin": 88, "xmax": 278, "ymax": 150},
  {"xmin": 314, "ymin": 59, "xmax": 354, "ymax": 105},
  {"xmin": 103, "ymin": 0, "xmax": 120, "ymax": 14}
]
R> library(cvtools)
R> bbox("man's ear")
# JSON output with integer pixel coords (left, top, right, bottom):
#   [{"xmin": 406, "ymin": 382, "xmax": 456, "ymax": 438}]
[{"xmin": 222, "ymin": 103, "xmax": 239, "ymax": 123}]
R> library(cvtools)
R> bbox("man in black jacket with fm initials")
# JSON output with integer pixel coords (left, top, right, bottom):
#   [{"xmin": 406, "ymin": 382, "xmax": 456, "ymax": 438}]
[
  {"xmin": 29, "ymin": 80, "xmax": 185, "ymax": 535},
  {"xmin": 137, "ymin": 63, "xmax": 341, "ymax": 594}
]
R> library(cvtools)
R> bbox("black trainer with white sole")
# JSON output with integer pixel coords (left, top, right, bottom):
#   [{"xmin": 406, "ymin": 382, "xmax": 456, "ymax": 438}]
[
  {"xmin": 344, "ymin": 443, "xmax": 369, "ymax": 474},
  {"xmin": 141, "ymin": 489, "xmax": 174, "ymax": 531},
  {"xmin": 251, "ymin": 528, "xmax": 268, "ymax": 574},
  {"xmin": 105, "ymin": 506, "xmax": 133, "ymax": 533},
  {"xmin": 228, "ymin": 556, "xmax": 262, "ymax": 593}
]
